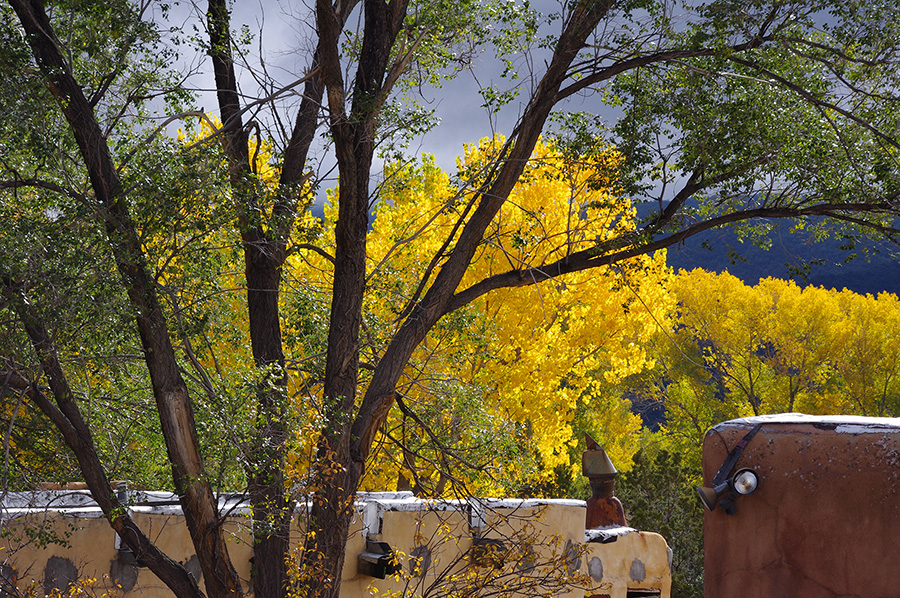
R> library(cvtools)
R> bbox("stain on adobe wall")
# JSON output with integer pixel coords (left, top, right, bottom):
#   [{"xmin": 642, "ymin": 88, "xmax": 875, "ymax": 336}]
[
  {"xmin": 44, "ymin": 556, "xmax": 77, "ymax": 595},
  {"xmin": 588, "ymin": 556, "xmax": 604, "ymax": 581},
  {"xmin": 182, "ymin": 555, "xmax": 202, "ymax": 584},
  {"xmin": 109, "ymin": 557, "xmax": 138, "ymax": 593},
  {"xmin": 629, "ymin": 558, "xmax": 645, "ymax": 583},
  {"xmin": 702, "ymin": 415, "xmax": 900, "ymax": 598},
  {"xmin": 408, "ymin": 546, "xmax": 431, "ymax": 578}
]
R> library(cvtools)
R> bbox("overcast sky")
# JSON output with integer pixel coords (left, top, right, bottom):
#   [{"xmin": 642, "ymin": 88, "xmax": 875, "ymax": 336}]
[{"xmin": 164, "ymin": 0, "xmax": 611, "ymax": 174}]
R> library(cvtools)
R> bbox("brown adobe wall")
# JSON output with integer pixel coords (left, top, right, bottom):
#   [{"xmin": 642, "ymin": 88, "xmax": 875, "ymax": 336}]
[{"xmin": 702, "ymin": 414, "xmax": 900, "ymax": 598}]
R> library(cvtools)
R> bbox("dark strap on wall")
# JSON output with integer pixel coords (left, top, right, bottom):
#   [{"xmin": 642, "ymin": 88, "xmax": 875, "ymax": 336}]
[{"xmin": 711, "ymin": 422, "xmax": 763, "ymax": 486}]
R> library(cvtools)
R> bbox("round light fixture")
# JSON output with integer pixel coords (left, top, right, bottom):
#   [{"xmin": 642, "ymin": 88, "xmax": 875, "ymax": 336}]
[{"xmin": 732, "ymin": 469, "xmax": 759, "ymax": 496}]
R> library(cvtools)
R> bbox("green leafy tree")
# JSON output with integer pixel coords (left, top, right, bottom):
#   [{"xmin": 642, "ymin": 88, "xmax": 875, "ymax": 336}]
[{"xmin": 617, "ymin": 449, "xmax": 704, "ymax": 598}]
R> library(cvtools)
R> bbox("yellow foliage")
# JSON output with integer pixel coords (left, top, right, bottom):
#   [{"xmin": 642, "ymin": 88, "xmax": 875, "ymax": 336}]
[
  {"xmin": 652, "ymin": 269, "xmax": 900, "ymax": 466},
  {"xmin": 324, "ymin": 137, "xmax": 674, "ymax": 493}
]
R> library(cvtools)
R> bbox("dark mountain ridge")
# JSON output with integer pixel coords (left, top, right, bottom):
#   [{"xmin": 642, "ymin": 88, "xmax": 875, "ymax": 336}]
[{"xmin": 658, "ymin": 218, "xmax": 900, "ymax": 296}]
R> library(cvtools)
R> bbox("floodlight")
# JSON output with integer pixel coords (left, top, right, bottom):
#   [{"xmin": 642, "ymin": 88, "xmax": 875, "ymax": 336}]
[
  {"xmin": 696, "ymin": 481, "xmax": 730, "ymax": 511},
  {"xmin": 696, "ymin": 469, "xmax": 759, "ymax": 515},
  {"xmin": 732, "ymin": 469, "xmax": 759, "ymax": 495}
]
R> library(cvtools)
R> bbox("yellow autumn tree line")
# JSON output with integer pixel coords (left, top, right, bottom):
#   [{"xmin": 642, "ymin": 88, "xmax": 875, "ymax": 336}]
[
  {"xmin": 643, "ymin": 269, "xmax": 900, "ymax": 468},
  {"xmin": 124, "ymin": 125, "xmax": 668, "ymax": 495}
]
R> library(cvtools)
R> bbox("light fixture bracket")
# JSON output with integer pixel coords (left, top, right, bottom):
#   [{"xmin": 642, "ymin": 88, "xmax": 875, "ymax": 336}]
[{"xmin": 696, "ymin": 423, "xmax": 763, "ymax": 514}]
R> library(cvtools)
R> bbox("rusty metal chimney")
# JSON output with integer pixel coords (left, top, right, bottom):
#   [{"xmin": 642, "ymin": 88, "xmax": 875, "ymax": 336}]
[{"xmin": 583, "ymin": 434, "xmax": 627, "ymax": 528}]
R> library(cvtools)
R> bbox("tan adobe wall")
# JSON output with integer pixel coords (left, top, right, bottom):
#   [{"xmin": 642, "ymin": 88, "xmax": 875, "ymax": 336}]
[{"xmin": 1, "ymin": 493, "xmax": 670, "ymax": 598}]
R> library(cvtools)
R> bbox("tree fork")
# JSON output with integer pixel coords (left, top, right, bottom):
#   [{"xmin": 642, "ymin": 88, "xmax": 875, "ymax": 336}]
[
  {"xmin": 301, "ymin": 4, "xmax": 615, "ymax": 598},
  {"xmin": 299, "ymin": 2, "xmax": 410, "ymax": 597}
]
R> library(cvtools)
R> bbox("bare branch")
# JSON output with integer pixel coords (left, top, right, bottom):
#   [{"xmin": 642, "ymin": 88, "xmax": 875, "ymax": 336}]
[
  {"xmin": 556, "ymin": 36, "xmax": 773, "ymax": 102},
  {"xmin": 446, "ymin": 201, "xmax": 900, "ymax": 313}
]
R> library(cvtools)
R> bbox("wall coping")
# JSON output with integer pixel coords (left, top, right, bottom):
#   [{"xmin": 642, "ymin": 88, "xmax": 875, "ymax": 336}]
[
  {"xmin": 714, "ymin": 413, "xmax": 900, "ymax": 434},
  {"xmin": 0, "ymin": 490, "xmax": 587, "ymax": 525}
]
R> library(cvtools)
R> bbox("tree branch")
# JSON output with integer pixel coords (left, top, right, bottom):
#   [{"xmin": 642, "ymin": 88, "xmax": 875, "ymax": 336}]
[
  {"xmin": 0, "ymin": 178, "xmax": 89, "ymax": 203},
  {"xmin": 445, "ymin": 201, "xmax": 900, "ymax": 313},
  {"xmin": 555, "ymin": 35, "xmax": 772, "ymax": 102},
  {"xmin": 351, "ymin": 0, "xmax": 617, "ymax": 471}
]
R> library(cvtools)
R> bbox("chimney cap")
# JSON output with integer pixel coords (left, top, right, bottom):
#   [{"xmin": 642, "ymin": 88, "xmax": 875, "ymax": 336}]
[{"xmin": 582, "ymin": 434, "xmax": 617, "ymax": 477}]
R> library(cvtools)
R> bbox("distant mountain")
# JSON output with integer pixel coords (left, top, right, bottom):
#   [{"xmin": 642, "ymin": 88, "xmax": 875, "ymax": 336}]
[{"xmin": 662, "ymin": 220, "xmax": 900, "ymax": 296}]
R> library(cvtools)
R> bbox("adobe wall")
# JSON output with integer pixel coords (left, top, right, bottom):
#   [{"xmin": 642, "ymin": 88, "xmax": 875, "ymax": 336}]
[
  {"xmin": 0, "ymin": 493, "xmax": 671, "ymax": 597},
  {"xmin": 702, "ymin": 414, "xmax": 900, "ymax": 598}
]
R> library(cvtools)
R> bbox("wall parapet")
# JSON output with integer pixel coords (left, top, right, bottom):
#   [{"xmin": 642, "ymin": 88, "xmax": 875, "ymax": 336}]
[
  {"xmin": 702, "ymin": 414, "xmax": 900, "ymax": 597},
  {"xmin": 1, "ymin": 491, "xmax": 670, "ymax": 598}
]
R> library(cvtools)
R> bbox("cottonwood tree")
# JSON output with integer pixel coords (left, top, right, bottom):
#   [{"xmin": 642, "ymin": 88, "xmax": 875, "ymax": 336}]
[
  {"xmin": 632, "ymin": 270, "xmax": 900, "ymax": 470},
  {"xmin": 3, "ymin": 1, "xmax": 900, "ymax": 598},
  {"xmin": 291, "ymin": 138, "xmax": 672, "ymax": 496}
]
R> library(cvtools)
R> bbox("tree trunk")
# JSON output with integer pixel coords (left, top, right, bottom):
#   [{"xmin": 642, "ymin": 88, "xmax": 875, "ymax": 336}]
[
  {"xmin": 298, "ymin": 2, "xmax": 409, "ymax": 595},
  {"xmin": 205, "ymin": 1, "xmax": 297, "ymax": 594},
  {"xmin": 300, "ymin": 127, "xmax": 368, "ymax": 598},
  {"xmin": 245, "ymin": 254, "xmax": 291, "ymax": 598},
  {"xmin": 11, "ymin": 1, "xmax": 244, "ymax": 595},
  {"xmin": 2, "ymin": 290, "xmax": 204, "ymax": 598},
  {"xmin": 298, "ymin": 3, "xmax": 615, "ymax": 597}
]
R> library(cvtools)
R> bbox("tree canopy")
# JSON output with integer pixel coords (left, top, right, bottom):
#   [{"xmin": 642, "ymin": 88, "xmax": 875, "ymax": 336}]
[{"xmin": 640, "ymin": 270, "xmax": 900, "ymax": 468}]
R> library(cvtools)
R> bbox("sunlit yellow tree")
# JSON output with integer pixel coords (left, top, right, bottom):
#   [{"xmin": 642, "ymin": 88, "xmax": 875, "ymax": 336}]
[
  {"xmin": 285, "ymin": 138, "xmax": 672, "ymax": 495},
  {"xmin": 830, "ymin": 289, "xmax": 900, "ymax": 416},
  {"xmin": 641, "ymin": 270, "xmax": 900, "ymax": 468}
]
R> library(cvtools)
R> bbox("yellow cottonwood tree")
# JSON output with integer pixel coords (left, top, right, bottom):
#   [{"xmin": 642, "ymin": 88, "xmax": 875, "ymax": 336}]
[
  {"xmin": 830, "ymin": 289, "xmax": 900, "ymax": 416},
  {"xmin": 288, "ymin": 138, "xmax": 673, "ymax": 494},
  {"xmin": 643, "ymin": 269, "xmax": 900, "ymax": 468}
]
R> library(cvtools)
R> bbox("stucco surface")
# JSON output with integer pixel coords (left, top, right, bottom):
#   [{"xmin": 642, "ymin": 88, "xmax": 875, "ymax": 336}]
[
  {"xmin": 1, "ymin": 493, "xmax": 670, "ymax": 597},
  {"xmin": 584, "ymin": 528, "xmax": 671, "ymax": 598},
  {"xmin": 702, "ymin": 415, "xmax": 900, "ymax": 598}
]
